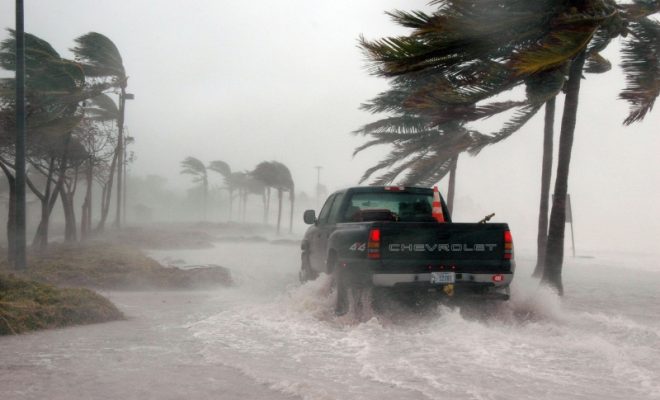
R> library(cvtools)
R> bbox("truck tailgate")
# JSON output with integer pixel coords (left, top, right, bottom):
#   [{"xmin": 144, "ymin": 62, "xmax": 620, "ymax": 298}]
[{"xmin": 377, "ymin": 222, "xmax": 510, "ymax": 272}]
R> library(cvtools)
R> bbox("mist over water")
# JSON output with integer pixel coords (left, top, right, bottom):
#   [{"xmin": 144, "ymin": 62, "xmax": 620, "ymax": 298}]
[
  {"xmin": 148, "ymin": 242, "xmax": 660, "ymax": 400},
  {"xmin": 1, "ymin": 236, "xmax": 658, "ymax": 399}
]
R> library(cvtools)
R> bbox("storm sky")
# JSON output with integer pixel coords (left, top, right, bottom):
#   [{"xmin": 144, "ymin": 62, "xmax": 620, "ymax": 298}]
[{"xmin": 1, "ymin": 1, "xmax": 658, "ymax": 254}]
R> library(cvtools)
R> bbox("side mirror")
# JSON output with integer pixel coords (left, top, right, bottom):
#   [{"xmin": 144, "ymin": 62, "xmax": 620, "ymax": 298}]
[{"xmin": 303, "ymin": 209, "xmax": 317, "ymax": 225}]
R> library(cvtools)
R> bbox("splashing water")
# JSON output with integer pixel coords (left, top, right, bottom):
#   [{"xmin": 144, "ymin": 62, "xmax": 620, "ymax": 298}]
[{"xmin": 147, "ymin": 243, "xmax": 660, "ymax": 400}]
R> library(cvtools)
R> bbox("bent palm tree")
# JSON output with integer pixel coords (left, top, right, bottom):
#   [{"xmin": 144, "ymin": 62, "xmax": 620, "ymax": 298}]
[
  {"xmin": 180, "ymin": 157, "xmax": 208, "ymax": 219},
  {"xmin": 72, "ymin": 32, "xmax": 128, "ymax": 228},
  {"xmin": 207, "ymin": 160, "xmax": 233, "ymax": 219},
  {"xmin": 359, "ymin": 0, "xmax": 660, "ymax": 294},
  {"xmin": 0, "ymin": 31, "xmax": 104, "ymax": 254},
  {"xmin": 252, "ymin": 161, "xmax": 295, "ymax": 234}
]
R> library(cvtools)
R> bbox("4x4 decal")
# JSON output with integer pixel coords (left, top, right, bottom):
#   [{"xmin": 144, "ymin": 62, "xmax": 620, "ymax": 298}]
[{"xmin": 349, "ymin": 242, "xmax": 366, "ymax": 252}]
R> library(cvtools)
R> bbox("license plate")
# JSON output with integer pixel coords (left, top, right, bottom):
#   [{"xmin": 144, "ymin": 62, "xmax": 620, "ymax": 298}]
[{"xmin": 430, "ymin": 272, "xmax": 455, "ymax": 284}]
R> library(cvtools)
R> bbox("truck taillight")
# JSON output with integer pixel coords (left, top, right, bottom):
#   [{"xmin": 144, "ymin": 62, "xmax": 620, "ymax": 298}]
[
  {"xmin": 504, "ymin": 230, "xmax": 513, "ymax": 260},
  {"xmin": 368, "ymin": 228, "xmax": 381, "ymax": 259}
]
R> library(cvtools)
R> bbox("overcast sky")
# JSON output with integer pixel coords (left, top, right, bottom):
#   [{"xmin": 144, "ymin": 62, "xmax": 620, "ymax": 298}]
[{"xmin": 1, "ymin": 1, "xmax": 659, "ymax": 254}]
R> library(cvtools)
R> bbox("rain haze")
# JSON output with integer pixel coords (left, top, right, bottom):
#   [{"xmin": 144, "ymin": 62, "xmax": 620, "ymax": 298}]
[
  {"xmin": 1, "ymin": 1, "xmax": 660, "ymax": 400},
  {"xmin": 0, "ymin": 0, "xmax": 657, "ymax": 251}
]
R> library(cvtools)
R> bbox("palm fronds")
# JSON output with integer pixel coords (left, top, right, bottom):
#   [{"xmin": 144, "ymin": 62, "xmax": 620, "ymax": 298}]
[
  {"xmin": 71, "ymin": 32, "xmax": 126, "ymax": 81},
  {"xmin": 180, "ymin": 156, "xmax": 207, "ymax": 182},
  {"xmin": 355, "ymin": 0, "xmax": 660, "ymax": 188},
  {"xmin": 619, "ymin": 17, "xmax": 660, "ymax": 124},
  {"xmin": 208, "ymin": 160, "xmax": 232, "ymax": 179},
  {"xmin": 84, "ymin": 93, "xmax": 119, "ymax": 121}
]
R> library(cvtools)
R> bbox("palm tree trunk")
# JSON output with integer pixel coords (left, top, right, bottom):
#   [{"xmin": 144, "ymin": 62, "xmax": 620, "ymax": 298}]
[
  {"xmin": 62, "ymin": 166, "xmax": 79, "ymax": 243},
  {"xmin": 542, "ymin": 51, "xmax": 587, "ymax": 295},
  {"xmin": 533, "ymin": 98, "xmax": 556, "ymax": 278},
  {"xmin": 236, "ymin": 189, "xmax": 245, "ymax": 222},
  {"xmin": 32, "ymin": 198, "xmax": 49, "ymax": 252},
  {"xmin": 446, "ymin": 155, "xmax": 458, "ymax": 215},
  {"xmin": 228, "ymin": 188, "xmax": 234, "ymax": 221},
  {"xmin": 242, "ymin": 191, "xmax": 248, "ymax": 222},
  {"xmin": 7, "ymin": 181, "xmax": 16, "ymax": 263},
  {"xmin": 276, "ymin": 189, "xmax": 283, "ymax": 234},
  {"xmin": 32, "ymin": 173, "xmax": 63, "ymax": 253},
  {"xmin": 81, "ymin": 158, "xmax": 93, "ymax": 240},
  {"xmin": 97, "ymin": 148, "xmax": 118, "ymax": 232},
  {"xmin": 31, "ymin": 148, "xmax": 68, "ymax": 253},
  {"xmin": 1, "ymin": 163, "xmax": 16, "ymax": 263},
  {"xmin": 289, "ymin": 185, "xmax": 295, "ymax": 234},
  {"xmin": 60, "ymin": 189, "xmax": 77, "ymax": 242},
  {"xmin": 264, "ymin": 187, "xmax": 271, "ymax": 224},
  {"xmin": 203, "ymin": 176, "xmax": 208, "ymax": 220},
  {"xmin": 261, "ymin": 190, "xmax": 267, "ymax": 223}
]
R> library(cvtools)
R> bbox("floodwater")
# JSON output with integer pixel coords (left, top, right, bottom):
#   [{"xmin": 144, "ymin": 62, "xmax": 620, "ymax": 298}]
[{"xmin": 1, "ymin": 240, "xmax": 659, "ymax": 400}]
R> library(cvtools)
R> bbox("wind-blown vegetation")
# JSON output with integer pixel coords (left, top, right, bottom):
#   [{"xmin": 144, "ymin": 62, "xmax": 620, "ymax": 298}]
[
  {"xmin": 356, "ymin": 0, "xmax": 660, "ymax": 294},
  {"xmin": 180, "ymin": 157, "xmax": 296, "ymax": 234},
  {"xmin": 0, "ymin": 30, "xmax": 133, "ymax": 264}
]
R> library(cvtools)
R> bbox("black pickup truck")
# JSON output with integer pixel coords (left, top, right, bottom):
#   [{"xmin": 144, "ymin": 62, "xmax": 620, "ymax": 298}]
[{"xmin": 300, "ymin": 186, "xmax": 514, "ymax": 314}]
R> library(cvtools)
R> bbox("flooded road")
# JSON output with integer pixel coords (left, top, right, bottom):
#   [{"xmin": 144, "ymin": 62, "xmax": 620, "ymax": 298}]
[{"xmin": 2, "ymin": 241, "xmax": 659, "ymax": 400}]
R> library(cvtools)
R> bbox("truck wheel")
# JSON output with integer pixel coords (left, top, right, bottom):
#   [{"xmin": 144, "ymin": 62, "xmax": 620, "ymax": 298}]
[
  {"xmin": 299, "ymin": 254, "xmax": 318, "ymax": 283},
  {"xmin": 334, "ymin": 267, "xmax": 349, "ymax": 316}
]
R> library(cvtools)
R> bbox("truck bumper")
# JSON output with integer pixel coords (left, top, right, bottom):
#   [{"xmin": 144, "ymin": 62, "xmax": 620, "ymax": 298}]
[
  {"xmin": 372, "ymin": 272, "xmax": 513, "ymax": 287},
  {"xmin": 372, "ymin": 272, "xmax": 512, "ymax": 300},
  {"xmin": 337, "ymin": 261, "xmax": 513, "ymax": 300}
]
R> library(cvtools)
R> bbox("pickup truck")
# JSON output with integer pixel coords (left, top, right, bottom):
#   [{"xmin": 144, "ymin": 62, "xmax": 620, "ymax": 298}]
[{"xmin": 300, "ymin": 186, "xmax": 514, "ymax": 314}]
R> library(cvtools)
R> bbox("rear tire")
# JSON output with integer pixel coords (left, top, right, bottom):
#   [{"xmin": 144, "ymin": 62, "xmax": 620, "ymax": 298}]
[
  {"xmin": 299, "ymin": 254, "xmax": 318, "ymax": 283},
  {"xmin": 333, "ymin": 267, "xmax": 349, "ymax": 316}
]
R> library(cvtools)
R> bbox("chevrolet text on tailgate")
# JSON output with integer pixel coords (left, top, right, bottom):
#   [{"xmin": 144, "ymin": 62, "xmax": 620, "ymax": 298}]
[{"xmin": 300, "ymin": 186, "xmax": 515, "ymax": 315}]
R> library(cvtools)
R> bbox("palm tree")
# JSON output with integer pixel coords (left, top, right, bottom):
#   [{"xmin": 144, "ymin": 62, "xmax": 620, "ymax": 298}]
[
  {"xmin": 71, "ymin": 32, "xmax": 128, "ymax": 228},
  {"xmin": 0, "ymin": 31, "xmax": 105, "ymax": 254},
  {"xmin": 359, "ymin": 1, "xmax": 660, "ymax": 294},
  {"xmin": 227, "ymin": 171, "xmax": 248, "ymax": 221},
  {"xmin": 252, "ymin": 161, "xmax": 277, "ymax": 224},
  {"xmin": 207, "ymin": 160, "xmax": 233, "ymax": 219},
  {"xmin": 354, "ymin": 69, "xmax": 562, "ymax": 207},
  {"xmin": 180, "ymin": 156, "xmax": 208, "ymax": 218},
  {"xmin": 252, "ymin": 161, "xmax": 295, "ymax": 234},
  {"xmin": 543, "ymin": 9, "xmax": 660, "ymax": 294},
  {"xmin": 355, "ymin": 117, "xmax": 480, "ymax": 186}
]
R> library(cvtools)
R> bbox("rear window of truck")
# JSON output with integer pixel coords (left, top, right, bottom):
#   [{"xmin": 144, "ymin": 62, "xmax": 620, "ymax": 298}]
[{"xmin": 343, "ymin": 192, "xmax": 436, "ymax": 222}]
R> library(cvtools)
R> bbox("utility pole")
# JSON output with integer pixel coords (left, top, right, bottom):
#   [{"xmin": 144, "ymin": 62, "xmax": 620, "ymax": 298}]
[
  {"xmin": 14, "ymin": 0, "xmax": 27, "ymax": 270},
  {"xmin": 113, "ymin": 88, "xmax": 125, "ymax": 228},
  {"xmin": 122, "ymin": 132, "xmax": 132, "ymax": 226},
  {"xmin": 114, "ymin": 90, "xmax": 133, "ymax": 228},
  {"xmin": 122, "ymin": 140, "xmax": 127, "ymax": 225}
]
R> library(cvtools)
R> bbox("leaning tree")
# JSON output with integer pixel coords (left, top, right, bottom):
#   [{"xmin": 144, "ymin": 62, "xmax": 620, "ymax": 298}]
[
  {"xmin": 359, "ymin": 0, "xmax": 660, "ymax": 294},
  {"xmin": 72, "ymin": 32, "xmax": 129, "ymax": 228},
  {"xmin": 252, "ymin": 161, "xmax": 295, "ymax": 234},
  {"xmin": 180, "ymin": 156, "xmax": 209, "ymax": 219},
  {"xmin": 0, "ymin": 31, "xmax": 109, "ymax": 255}
]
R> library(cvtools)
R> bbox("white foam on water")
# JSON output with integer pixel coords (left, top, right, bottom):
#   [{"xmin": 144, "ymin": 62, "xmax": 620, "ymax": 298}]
[{"xmin": 173, "ymin": 243, "xmax": 660, "ymax": 400}]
